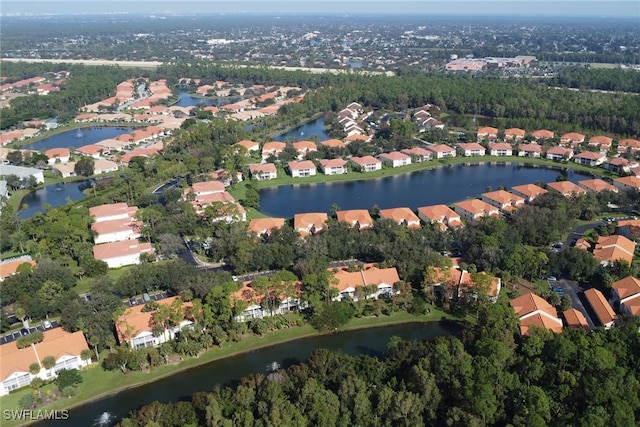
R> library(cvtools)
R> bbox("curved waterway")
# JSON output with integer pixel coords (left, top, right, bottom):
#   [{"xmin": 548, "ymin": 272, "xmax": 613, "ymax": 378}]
[
  {"xmin": 34, "ymin": 322, "xmax": 450, "ymax": 427},
  {"xmin": 259, "ymin": 162, "xmax": 591, "ymax": 217}
]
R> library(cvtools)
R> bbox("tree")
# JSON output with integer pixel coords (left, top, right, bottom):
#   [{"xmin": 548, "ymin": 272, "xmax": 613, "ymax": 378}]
[
  {"xmin": 42, "ymin": 355, "xmax": 56, "ymax": 377},
  {"xmin": 29, "ymin": 362, "xmax": 41, "ymax": 375},
  {"xmin": 55, "ymin": 369, "xmax": 83, "ymax": 391},
  {"xmin": 81, "ymin": 349, "xmax": 93, "ymax": 363},
  {"xmin": 74, "ymin": 157, "xmax": 95, "ymax": 177}
]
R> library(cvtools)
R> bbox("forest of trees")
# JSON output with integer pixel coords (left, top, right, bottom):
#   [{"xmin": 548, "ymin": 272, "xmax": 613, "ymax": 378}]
[
  {"xmin": 116, "ymin": 306, "xmax": 640, "ymax": 427},
  {"xmin": 551, "ymin": 67, "xmax": 640, "ymax": 93}
]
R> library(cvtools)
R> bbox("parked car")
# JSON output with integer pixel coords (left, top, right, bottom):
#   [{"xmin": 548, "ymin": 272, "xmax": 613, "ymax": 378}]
[
  {"xmin": 20, "ymin": 328, "xmax": 30, "ymax": 336},
  {"xmin": 43, "ymin": 320, "xmax": 52, "ymax": 329},
  {"xmin": 548, "ymin": 276, "xmax": 557, "ymax": 282},
  {"xmin": 552, "ymin": 287, "xmax": 564, "ymax": 293}
]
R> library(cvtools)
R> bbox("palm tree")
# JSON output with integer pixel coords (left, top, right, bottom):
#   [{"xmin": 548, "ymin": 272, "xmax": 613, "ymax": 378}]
[
  {"xmin": 29, "ymin": 363, "xmax": 41, "ymax": 376},
  {"xmin": 88, "ymin": 335, "xmax": 100, "ymax": 361},
  {"xmin": 42, "ymin": 356, "xmax": 56, "ymax": 378}
]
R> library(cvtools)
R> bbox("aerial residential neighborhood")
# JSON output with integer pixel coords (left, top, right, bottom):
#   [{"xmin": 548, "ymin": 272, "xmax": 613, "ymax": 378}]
[{"xmin": 0, "ymin": 4, "xmax": 639, "ymax": 426}]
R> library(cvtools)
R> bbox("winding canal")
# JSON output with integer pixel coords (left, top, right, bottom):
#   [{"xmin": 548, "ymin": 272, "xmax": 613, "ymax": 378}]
[{"xmin": 35, "ymin": 322, "xmax": 451, "ymax": 427}]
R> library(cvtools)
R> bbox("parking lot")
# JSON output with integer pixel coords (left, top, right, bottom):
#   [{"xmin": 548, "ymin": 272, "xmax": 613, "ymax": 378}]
[
  {"xmin": 549, "ymin": 278, "xmax": 597, "ymax": 330},
  {"xmin": 123, "ymin": 290, "xmax": 170, "ymax": 307},
  {"xmin": 0, "ymin": 319, "xmax": 60, "ymax": 345}
]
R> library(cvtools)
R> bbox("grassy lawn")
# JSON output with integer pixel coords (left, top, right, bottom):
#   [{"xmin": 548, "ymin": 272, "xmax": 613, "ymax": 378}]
[{"xmin": 0, "ymin": 311, "xmax": 448, "ymax": 426}]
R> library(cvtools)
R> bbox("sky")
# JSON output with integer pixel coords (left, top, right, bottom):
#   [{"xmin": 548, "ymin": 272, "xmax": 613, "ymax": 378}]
[{"xmin": 1, "ymin": 1, "xmax": 638, "ymax": 18}]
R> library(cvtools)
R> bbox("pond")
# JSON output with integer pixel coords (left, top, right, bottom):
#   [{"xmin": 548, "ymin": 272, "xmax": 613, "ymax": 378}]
[
  {"xmin": 273, "ymin": 117, "xmax": 331, "ymax": 142},
  {"xmin": 173, "ymin": 91, "xmax": 240, "ymax": 108},
  {"xmin": 258, "ymin": 162, "xmax": 589, "ymax": 217},
  {"xmin": 23, "ymin": 127, "xmax": 136, "ymax": 151},
  {"xmin": 19, "ymin": 180, "xmax": 91, "ymax": 219},
  {"xmin": 35, "ymin": 322, "xmax": 451, "ymax": 427}
]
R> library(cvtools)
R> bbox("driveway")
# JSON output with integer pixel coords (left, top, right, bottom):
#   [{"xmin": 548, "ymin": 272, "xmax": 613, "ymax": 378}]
[
  {"xmin": 553, "ymin": 278, "xmax": 597, "ymax": 330},
  {"xmin": 563, "ymin": 221, "xmax": 602, "ymax": 248}
]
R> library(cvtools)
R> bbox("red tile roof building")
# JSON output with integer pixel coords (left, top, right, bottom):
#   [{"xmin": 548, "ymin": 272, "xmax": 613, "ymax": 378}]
[
  {"xmin": 294, "ymin": 212, "xmax": 328, "ymax": 237},
  {"xmin": 583, "ymin": 288, "xmax": 616, "ymax": 329},
  {"xmin": 510, "ymin": 293, "xmax": 563, "ymax": 335},
  {"xmin": 379, "ymin": 207, "xmax": 421, "ymax": 228},
  {"xmin": 1, "ymin": 329, "xmax": 91, "ymax": 396}
]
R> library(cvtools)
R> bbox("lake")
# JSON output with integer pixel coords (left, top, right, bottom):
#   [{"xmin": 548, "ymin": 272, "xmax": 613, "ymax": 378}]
[
  {"xmin": 19, "ymin": 181, "xmax": 91, "ymax": 219},
  {"xmin": 23, "ymin": 127, "xmax": 136, "ymax": 151},
  {"xmin": 258, "ymin": 162, "xmax": 589, "ymax": 217},
  {"xmin": 35, "ymin": 322, "xmax": 451, "ymax": 427},
  {"xmin": 273, "ymin": 117, "xmax": 330, "ymax": 142}
]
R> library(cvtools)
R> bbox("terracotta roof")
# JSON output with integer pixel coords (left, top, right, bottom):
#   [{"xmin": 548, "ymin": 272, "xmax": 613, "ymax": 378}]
[
  {"xmin": 379, "ymin": 151, "xmax": 411, "ymax": 161},
  {"xmin": 561, "ymin": 132, "xmax": 585, "ymax": 142},
  {"xmin": 330, "ymin": 264, "xmax": 400, "ymax": 293},
  {"xmin": 532, "ymin": 129, "xmax": 554, "ymax": 139},
  {"xmin": 45, "ymin": 147, "xmax": 70, "ymax": 158},
  {"xmin": 248, "ymin": 217, "xmax": 286, "ymax": 235},
  {"xmin": 321, "ymin": 139, "xmax": 346, "ymax": 148},
  {"xmin": 336, "ymin": 209, "xmax": 374, "ymax": 229},
  {"xmin": 577, "ymin": 179, "xmax": 617, "ymax": 193},
  {"xmin": 379, "ymin": 207, "xmax": 421, "ymax": 228},
  {"xmin": 75, "ymin": 144, "xmax": 104, "ymax": 155},
  {"xmin": 510, "ymin": 184, "xmax": 547, "ymax": 200},
  {"xmin": 562, "ymin": 308, "xmax": 590, "ymax": 331},
  {"xmin": 93, "ymin": 239, "xmax": 153, "ymax": 261},
  {"xmin": 546, "ymin": 181, "xmax": 587, "ymax": 197},
  {"xmin": 0, "ymin": 329, "xmax": 89, "ymax": 382},
  {"xmin": 344, "ymin": 134, "xmax": 370, "ymax": 142},
  {"xmin": 262, "ymin": 141, "xmax": 287, "ymax": 151},
  {"xmin": 89, "ymin": 203, "xmax": 138, "ymax": 221},
  {"xmin": 294, "ymin": 212, "xmax": 328, "ymax": 236},
  {"xmin": 350, "ymin": 156, "xmax": 381, "ymax": 166},
  {"xmin": 518, "ymin": 144, "xmax": 542, "ymax": 153},
  {"xmin": 235, "ymin": 140, "xmax": 259, "ymax": 151},
  {"xmin": 488, "ymin": 142, "xmax": 513, "ymax": 151},
  {"xmin": 618, "ymin": 139, "xmax": 640, "ymax": 149},
  {"xmin": 401, "ymin": 147, "xmax": 431, "ymax": 157},
  {"xmin": 509, "ymin": 293, "xmax": 563, "ymax": 335},
  {"xmin": 589, "ymin": 135, "xmax": 613, "ymax": 145},
  {"xmin": 583, "ymin": 288, "xmax": 616, "ymax": 327},
  {"xmin": 477, "ymin": 126, "xmax": 498, "ymax": 135},
  {"xmin": 593, "ymin": 235, "xmax": 636, "ymax": 265},
  {"xmin": 614, "ymin": 176, "xmax": 640, "ymax": 190},
  {"xmin": 0, "ymin": 258, "xmax": 36, "ymax": 280},
  {"xmin": 115, "ymin": 297, "xmax": 193, "ymax": 343},
  {"xmin": 248, "ymin": 163, "xmax": 277, "ymax": 174},
  {"xmin": 417, "ymin": 205, "xmax": 462, "ymax": 228},
  {"xmin": 187, "ymin": 181, "xmax": 225, "ymax": 195},
  {"xmin": 91, "ymin": 218, "xmax": 142, "ymax": 237},
  {"xmin": 455, "ymin": 199, "xmax": 499, "ymax": 216},
  {"xmin": 319, "ymin": 158, "xmax": 347, "ymax": 169},
  {"xmin": 575, "ymin": 151, "xmax": 605, "ymax": 160},
  {"xmin": 426, "ymin": 144, "xmax": 456, "ymax": 153},
  {"xmin": 504, "ymin": 128, "xmax": 526, "ymax": 137},
  {"xmin": 457, "ymin": 142, "xmax": 485, "ymax": 151},
  {"xmin": 292, "ymin": 140, "xmax": 317, "ymax": 151},
  {"xmin": 612, "ymin": 276, "xmax": 640, "ymax": 301},
  {"xmin": 546, "ymin": 146, "xmax": 574, "ymax": 156},
  {"xmin": 482, "ymin": 190, "xmax": 524, "ymax": 207},
  {"xmin": 288, "ymin": 160, "xmax": 316, "ymax": 171}
]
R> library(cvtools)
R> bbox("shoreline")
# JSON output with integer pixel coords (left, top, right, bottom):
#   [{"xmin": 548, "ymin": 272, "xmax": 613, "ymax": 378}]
[{"xmin": 7, "ymin": 314, "xmax": 449, "ymax": 427}]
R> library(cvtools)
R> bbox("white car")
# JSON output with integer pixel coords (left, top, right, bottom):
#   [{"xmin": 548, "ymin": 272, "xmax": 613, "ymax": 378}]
[{"xmin": 43, "ymin": 321, "xmax": 52, "ymax": 329}]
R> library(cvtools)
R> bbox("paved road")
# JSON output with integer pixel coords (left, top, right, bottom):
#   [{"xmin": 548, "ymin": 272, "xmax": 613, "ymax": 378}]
[
  {"xmin": 562, "ymin": 221, "xmax": 602, "ymax": 249},
  {"xmin": 552, "ymin": 278, "xmax": 597, "ymax": 330}
]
